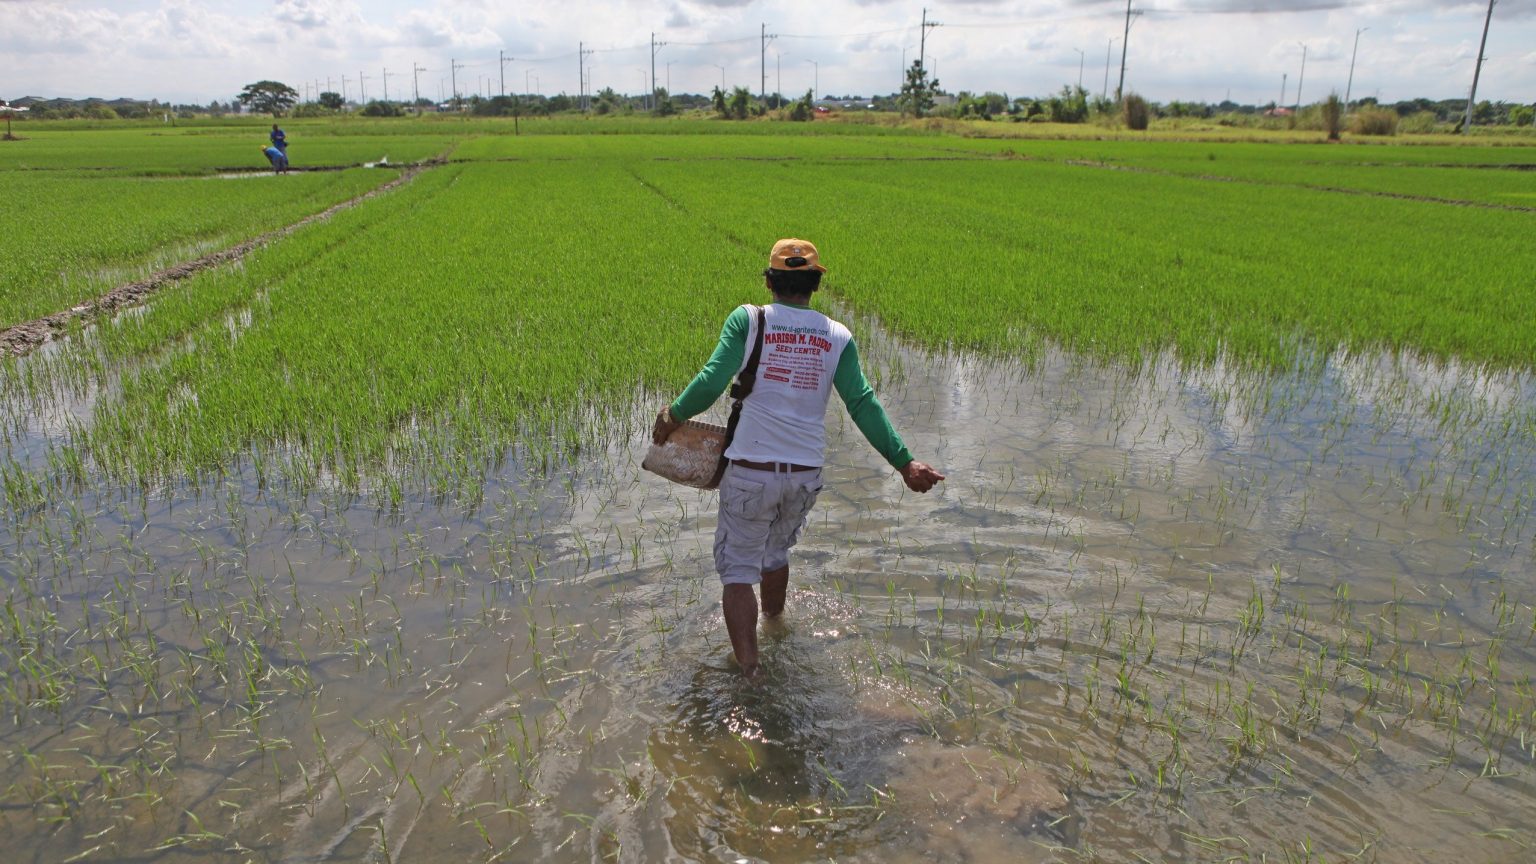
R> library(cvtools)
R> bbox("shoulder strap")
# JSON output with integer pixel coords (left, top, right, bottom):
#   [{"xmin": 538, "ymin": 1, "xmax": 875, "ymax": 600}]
[{"xmin": 711, "ymin": 305, "xmax": 767, "ymax": 488}]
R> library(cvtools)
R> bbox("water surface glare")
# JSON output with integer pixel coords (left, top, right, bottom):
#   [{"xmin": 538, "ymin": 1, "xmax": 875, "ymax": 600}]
[{"xmin": 2, "ymin": 338, "xmax": 1535, "ymax": 862}]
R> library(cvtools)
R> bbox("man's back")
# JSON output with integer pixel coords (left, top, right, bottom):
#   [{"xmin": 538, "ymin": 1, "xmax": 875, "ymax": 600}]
[{"xmin": 728, "ymin": 303, "xmax": 851, "ymax": 468}]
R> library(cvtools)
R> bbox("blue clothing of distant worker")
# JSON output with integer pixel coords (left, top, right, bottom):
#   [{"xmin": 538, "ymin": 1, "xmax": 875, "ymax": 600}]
[
  {"xmin": 261, "ymin": 145, "xmax": 289, "ymax": 173},
  {"xmin": 270, "ymin": 124, "xmax": 287, "ymax": 152}
]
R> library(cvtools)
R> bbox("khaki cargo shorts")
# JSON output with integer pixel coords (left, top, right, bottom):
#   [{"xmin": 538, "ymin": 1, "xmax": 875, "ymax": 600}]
[{"xmin": 713, "ymin": 463, "xmax": 824, "ymax": 585}]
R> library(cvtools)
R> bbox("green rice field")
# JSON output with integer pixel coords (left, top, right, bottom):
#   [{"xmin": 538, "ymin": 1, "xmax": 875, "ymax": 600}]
[{"xmin": 3, "ymin": 116, "xmax": 1535, "ymax": 863}]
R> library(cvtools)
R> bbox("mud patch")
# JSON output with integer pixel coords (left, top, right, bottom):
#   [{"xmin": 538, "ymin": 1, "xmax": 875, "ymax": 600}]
[{"xmin": 875, "ymin": 737, "xmax": 1070, "ymax": 863}]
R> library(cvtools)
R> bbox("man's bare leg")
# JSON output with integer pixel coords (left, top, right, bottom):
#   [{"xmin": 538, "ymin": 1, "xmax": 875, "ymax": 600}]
[
  {"xmin": 760, "ymin": 565, "xmax": 790, "ymax": 617},
  {"xmin": 722, "ymin": 584, "xmax": 761, "ymax": 679}
]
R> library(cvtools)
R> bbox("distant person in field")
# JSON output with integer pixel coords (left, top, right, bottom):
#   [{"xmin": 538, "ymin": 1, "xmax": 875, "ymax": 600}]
[
  {"xmin": 652, "ymin": 238, "xmax": 945, "ymax": 681},
  {"xmin": 270, "ymin": 123, "xmax": 287, "ymax": 153},
  {"xmin": 261, "ymin": 145, "xmax": 289, "ymax": 174}
]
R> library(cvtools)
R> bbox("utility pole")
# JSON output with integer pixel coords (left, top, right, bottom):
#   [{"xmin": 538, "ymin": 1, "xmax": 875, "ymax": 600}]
[
  {"xmin": 451, "ymin": 58, "xmax": 465, "ymax": 105},
  {"xmin": 1117, "ymin": 0, "xmax": 1132, "ymax": 102},
  {"xmin": 805, "ymin": 59, "xmax": 818, "ymax": 101},
  {"xmin": 1344, "ymin": 28, "xmax": 1368, "ymax": 112},
  {"xmin": 651, "ymin": 32, "xmax": 668, "ymax": 111},
  {"xmin": 1103, "ymin": 39, "xmax": 1115, "ymax": 101},
  {"xmin": 1294, "ymin": 43, "xmax": 1307, "ymax": 113},
  {"xmin": 500, "ymin": 50, "xmax": 511, "ymax": 97},
  {"xmin": 761, "ymin": 24, "xmax": 777, "ymax": 102},
  {"xmin": 413, "ymin": 62, "xmax": 425, "ymax": 108},
  {"xmin": 579, "ymin": 43, "xmax": 595, "ymax": 112},
  {"xmin": 915, "ymin": 7, "xmax": 940, "ymax": 118},
  {"xmin": 918, "ymin": 8, "xmax": 939, "ymax": 74},
  {"xmin": 1279, "ymin": 73, "xmax": 1287, "ymax": 113},
  {"xmin": 1074, "ymin": 48, "xmax": 1084, "ymax": 91},
  {"xmin": 382, "ymin": 68, "xmax": 390, "ymax": 102},
  {"xmin": 359, "ymin": 70, "xmax": 368, "ymax": 104},
  {"xmin": 341, "ymin": 75, "xmax": 349, "ymax": 104},
  {"xmin": 1463, "ymin": 0, "xmax": 1496, "ymax": 132}
]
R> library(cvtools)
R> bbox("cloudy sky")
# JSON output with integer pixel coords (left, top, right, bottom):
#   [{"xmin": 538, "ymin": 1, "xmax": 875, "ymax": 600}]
[{"xmin": 2, "ymin": 0, "xmax": 1532, "ymax": 106}]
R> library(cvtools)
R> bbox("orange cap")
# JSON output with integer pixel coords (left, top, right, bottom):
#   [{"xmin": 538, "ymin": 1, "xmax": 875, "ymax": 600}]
[{"xmin": 768, "ymin": 238, "xmax": 828, "ymax": 273}]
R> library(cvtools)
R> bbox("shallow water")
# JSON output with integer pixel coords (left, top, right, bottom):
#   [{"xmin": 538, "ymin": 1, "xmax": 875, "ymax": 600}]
[{"xmin": 2, "ymin": 329, "xmax": 1535, "ymax": 862}]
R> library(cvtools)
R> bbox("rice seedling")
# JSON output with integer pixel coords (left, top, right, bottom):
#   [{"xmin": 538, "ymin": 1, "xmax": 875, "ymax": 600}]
[{"xmin": 1, "ymin": 120, "xmax": 1534, "ymax": 862}]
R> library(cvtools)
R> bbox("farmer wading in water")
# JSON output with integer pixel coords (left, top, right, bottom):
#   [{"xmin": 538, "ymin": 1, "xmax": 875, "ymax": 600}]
[{"xmin": 652, "ymin": 238, "xmax": 945, "ymax": 680}]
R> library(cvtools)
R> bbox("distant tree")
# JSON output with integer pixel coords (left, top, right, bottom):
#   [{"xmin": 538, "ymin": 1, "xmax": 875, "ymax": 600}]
[
  {"xmin": 711, "ymin": 85, "xmax": 728, "ymax": 117},
  {"xmin": 362, "ymin": 100, "xmax": 405, "ymax": 117},
  {"xmin": 318, "ymin": 91, "xmax": 345, "ymax": 111},
  {"xmin": 727, "ymin": 86, "xmax": 753, "ymax": 120},
  {"xmin": 1162, "ymin": 100, "xmax": 1209, "ymax": 119},
  {"xmin": 653, "ymin": 88, "xmax": 677, "ymax": 116},
  {"xmin": 788, "ymin": 89, "xmax": 814, "ymax": 121},
  {"xmin": 546, "ymin": 93, "xmax": 574, "ymax": 112},
  {"xmin": 237, "ymin": 80, "xmax": 299, "ymax": 116},
  {"xmin": 898, "ymin": 61, "xmax": 939, "ymax": 118},
  {"xmin": 593, "ymin": 87, "xmax": 620, "ymax": 115},
  {"xmin": 471, "ymin": 95, "xmax": 519, "ymax": 117},
  {"xmin": 1047, "ymin": 85, "xmax": 1089, "ymax": 123}
]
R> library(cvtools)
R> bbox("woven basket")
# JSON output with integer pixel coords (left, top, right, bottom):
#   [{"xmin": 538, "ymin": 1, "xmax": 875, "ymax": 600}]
[{"xmin": 642, "ymin": 419, "xmax": 727, "ymax": 489}]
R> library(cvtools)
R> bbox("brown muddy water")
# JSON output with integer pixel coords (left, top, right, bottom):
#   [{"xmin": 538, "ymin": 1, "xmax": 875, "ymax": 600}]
[{"xmin": 2, "ymin": 327, "xmax": 1536, "ymax": 863}]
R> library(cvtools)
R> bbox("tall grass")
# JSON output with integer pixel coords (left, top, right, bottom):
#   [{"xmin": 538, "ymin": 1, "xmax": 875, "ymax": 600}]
[
  {"xmin": 1350, "ymin": 107, "xmax": 1399, "ymax": 136},
  {"xmin": 1123, "ymin": 94, "xmax": 1151, "ymax": 131},
  {"xmin": 1322, "ymin": 93, "xmax": 1343, "ymax": 141}
]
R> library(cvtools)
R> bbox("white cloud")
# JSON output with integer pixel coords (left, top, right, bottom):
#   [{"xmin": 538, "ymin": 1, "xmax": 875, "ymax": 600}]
[{"xmin": 0, "ymin": 0, "xmax": 1530, "ymax": 104}]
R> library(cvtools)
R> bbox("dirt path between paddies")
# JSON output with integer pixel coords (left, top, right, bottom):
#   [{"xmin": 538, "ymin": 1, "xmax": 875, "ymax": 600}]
[{"xmin": 1, "ymin": 162, "xmax": 434, "ymax": 358}]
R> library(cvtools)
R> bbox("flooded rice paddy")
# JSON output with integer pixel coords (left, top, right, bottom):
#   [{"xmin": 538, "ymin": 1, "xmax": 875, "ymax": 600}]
[{"xmin": 3, "ymin": 321, "xmax": 1536, "ymax": 863}]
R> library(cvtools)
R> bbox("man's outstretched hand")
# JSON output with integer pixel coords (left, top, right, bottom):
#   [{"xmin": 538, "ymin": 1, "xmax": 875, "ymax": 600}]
[
  {"xmin": 651, "ymin": 407, "xmax": 682, "ymax": 445},
  {"xmin": 899, "ymin": 460, "xmax": 945, "ymax": 493}
]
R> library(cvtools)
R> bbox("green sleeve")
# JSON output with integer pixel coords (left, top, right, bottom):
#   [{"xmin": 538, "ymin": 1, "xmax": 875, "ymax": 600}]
[
  {"xmin": 670, "ymin": 306, "xmax": 751, "ymax": 420},
  {"xmin": 833, "ymin": 337, "xmax": 914, "ymax": 469}
]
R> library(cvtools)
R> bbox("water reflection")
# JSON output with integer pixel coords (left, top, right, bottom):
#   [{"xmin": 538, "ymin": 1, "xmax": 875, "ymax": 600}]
[{"xmin": 3, "ymin": 331, "xmax": 1536, "ymax": 861}]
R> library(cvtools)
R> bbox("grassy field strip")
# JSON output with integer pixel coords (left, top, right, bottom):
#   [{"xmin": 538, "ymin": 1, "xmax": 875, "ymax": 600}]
[
  {"xmin": 630, "ymin": 155, "xmax": 1536, "ymax": 369},
  {"xmin": 3, "ymin": 130, "xmax": 1529, "ymax": 499},
  {"xmin": 937, "ymin": 137, "xmax": 1536, "ymax": 206},
  {"xmin": 0, "ymin": 127, "xmax": 461, "ymax": 174},
  {"xmin": 945, "ymin": 137, "xmax": 1536, "ymax": 167},
  {"xmin": 2, "ymin": 169, "xmax": 406, "ymax": 331},
  {"xmin": 449, "ymin": 130, "xmax": 984, "ymax": 163},
  {"xmin": 1048, "ymin": 155, "xmax": 1536, "ymax": 210},
  {"xmin": 75, "ymin": 160, "xmax": 771, "ymax": 494}
]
